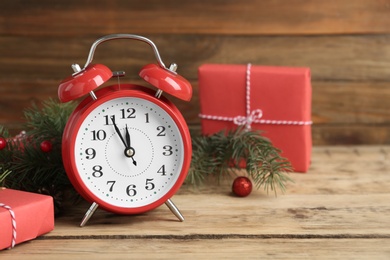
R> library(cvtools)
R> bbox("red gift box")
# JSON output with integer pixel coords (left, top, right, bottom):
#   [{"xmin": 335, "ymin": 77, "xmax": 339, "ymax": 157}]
[
  {"xmin": 198, "ymin": 64, "xmax": 312, "ymax": 172},
  {"xmin": 0, "ymin": 188, "xmax": 54, "ymax": 250}
]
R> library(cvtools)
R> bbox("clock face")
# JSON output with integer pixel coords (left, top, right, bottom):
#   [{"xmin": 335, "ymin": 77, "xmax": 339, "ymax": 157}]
[{"xmin": 70, "ymin": 92, "xmax": 188, "ymax": 212}]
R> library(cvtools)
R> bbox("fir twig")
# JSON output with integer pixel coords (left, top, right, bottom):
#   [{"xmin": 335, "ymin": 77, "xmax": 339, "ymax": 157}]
[
  {"xmin": 0, "ymin": 99, "xmax": 75, "ymax": 192},
  {"xmin": 187, "ymin": 128, "xmax": 293, "ymax": 195}
]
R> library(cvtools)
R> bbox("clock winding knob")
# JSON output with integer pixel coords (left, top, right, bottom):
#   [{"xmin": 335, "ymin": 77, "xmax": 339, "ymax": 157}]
[
  {"xmin": 169, "ymin": 63, "xmax": 178, "ymax": 72},
  {"xmin": 71, "ymin": 63, "xmax": 82, "ymax": 74}
]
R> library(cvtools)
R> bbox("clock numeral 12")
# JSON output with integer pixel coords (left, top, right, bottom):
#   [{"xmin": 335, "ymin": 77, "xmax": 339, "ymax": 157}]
[{"xmin": 121, "ymin": 108, "xmax": 136, "ymax": 119}]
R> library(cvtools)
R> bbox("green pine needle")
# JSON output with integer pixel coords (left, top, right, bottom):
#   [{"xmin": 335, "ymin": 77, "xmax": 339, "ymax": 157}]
[
  {"xmin": 188, "ymin": 128, "xmax": 293, "ymax": 195},
  {"xmin": 0, "ymin": 99, "xmax": 75, "ymax": 192}
]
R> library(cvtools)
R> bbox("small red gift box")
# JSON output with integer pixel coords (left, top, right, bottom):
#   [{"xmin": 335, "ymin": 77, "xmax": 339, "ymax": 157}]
[
  {"xmin": 198, "ymin": 64, "xmax": 312, "ymax": 172},
  {"xmin": 0, "ymin": 188, "xmax": 54, "ymax": 250}
]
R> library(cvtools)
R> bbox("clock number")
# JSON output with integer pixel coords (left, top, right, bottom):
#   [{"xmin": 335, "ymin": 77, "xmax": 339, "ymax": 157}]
[
  {"xmin": 121, "ymin": 108, "xmax": 136, "ymax": 119},
  {"xmin": 85, "ymin": 148, "xmax": 96, "ymax": 160},
  {"xmin": 92, "ymin": 165, "xmax": 103, "ymax": 178},
  {"xmin": 145, "ymin": 113, "xmax": 150, "ymax": 123},
  {"xmin": 126, "ymin": 184, "xmax": 137, "ymax": 197},
  {"xmin": 107, "ymin": 181, "xmax": 116, "ymax": 192},
  {"xmin": 104, "ymin": 115, "xmax": 113, "ymax": 125},
  {"xmin": 157, "ymin": 126, "xmax": 166, "ymax": 136},
  {"xmin": 91, "ymin": 130, "xmax": 106, "ymax": 141},
  {"xmin": 157, "ymin": 165, "xmax": 166, "ymax": 176},
  {"xmin": 162, "ymin": 145, "xmax": 173, "ymax": 156},
  {"xmin": 145, "ymin": 179, "xmax": 155, "ymax": 191}
]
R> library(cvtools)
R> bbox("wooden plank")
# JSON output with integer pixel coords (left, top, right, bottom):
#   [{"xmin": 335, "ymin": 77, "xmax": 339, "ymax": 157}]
[
  {"xmin": 39, "ymin": 193, "xmax": 390, "ymax": 237},
  {"xmin": 289, "ymin": 145, "xmax": 390, "ymax": 194},
  {"xmin": 313, "ymin": 81, "xmax": 390, "ymax": 124},
  {"xmin": 1, "ymin": 0, "xmax": 390, "ymax": 36},
  {"xmin": 1, "ymin": 238, "xmax": 390, "ymax": 259},
  {"xmin": 312, "ymin": 125, "xmax": 390, "ymax": 145},
  {"xmin": 312, "ymin": 145, "xmax": 390, "ymax": 162},
  {"xmin": 1, "ymin": 35, "xmax": 390, "ymax": 82}
]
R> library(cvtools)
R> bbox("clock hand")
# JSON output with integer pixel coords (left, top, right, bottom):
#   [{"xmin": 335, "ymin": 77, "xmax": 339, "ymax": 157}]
[
  {"xmin": 124, "ymin": 124, "xmax": 137, "ymax": 166},
  {"xmin": 125, "ymin": 124, "xmax": 131, "ymax": 148},
  {"xmin": 130, "ymin": 155, "xmax": 137, "ymax": 166},
  {"xmin": 110, "ymin": 116, "xmax": 127, "ymax": 148},
  {"xmin": 111, "ymin": 116, "xmax": 137, "ymax": 166}
]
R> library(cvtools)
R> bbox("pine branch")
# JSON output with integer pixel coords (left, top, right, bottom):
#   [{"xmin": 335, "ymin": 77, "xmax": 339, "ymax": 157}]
[
  {"xmin": 187, "ymin": 128, "xmax": 293, "ymax": 194},
  {"xmin": 0, "ymin": 99, "xmax": 75, "ymax": 192},
  {"xmin": 24, "ymin": 98, "xmax": 75, "ymax": 140}
]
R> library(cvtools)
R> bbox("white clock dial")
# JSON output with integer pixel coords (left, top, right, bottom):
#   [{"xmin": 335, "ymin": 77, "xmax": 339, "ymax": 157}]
[{"xmin": 74, "ymin": 97, "xmax": 184, "ymax": 208}]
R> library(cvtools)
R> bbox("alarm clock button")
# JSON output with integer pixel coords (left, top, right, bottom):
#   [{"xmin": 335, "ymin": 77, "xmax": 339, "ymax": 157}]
[
  {"xmin": 58, "ymin": 64, "xmax": 112, "ymax": 102},
  {"xmin": 139, "ymin": 64, "xmax": 192, "ymax": 101}
]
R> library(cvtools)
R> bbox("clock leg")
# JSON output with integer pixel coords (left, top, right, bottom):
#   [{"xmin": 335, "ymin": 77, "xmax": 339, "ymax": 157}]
[
  {"xmin": 80, "ymin": 202, "xmax": 99, "ymax": 227},
  {"xmin": 165, "ymin": 199, "xmax": 184, "ymax": 222}
]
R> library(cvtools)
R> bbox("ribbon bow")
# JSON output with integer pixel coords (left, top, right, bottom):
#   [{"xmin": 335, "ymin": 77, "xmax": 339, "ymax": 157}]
[{"xmin": 233, "ymin": 109, "xmax": 263, "ymax": 130}]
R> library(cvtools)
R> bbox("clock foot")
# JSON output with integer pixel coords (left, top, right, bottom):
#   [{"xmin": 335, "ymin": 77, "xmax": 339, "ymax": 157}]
[
  {"xmin": 165, "ymin": 199, "xmax": 184, "ymax": 222},
  {"xmin": 80, "ymin": 202, "xmax": 99, "ymax": 227}
]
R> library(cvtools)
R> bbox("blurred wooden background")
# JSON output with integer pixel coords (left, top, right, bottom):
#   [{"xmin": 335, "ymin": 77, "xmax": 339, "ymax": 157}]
[{"xmin": 1, "ymin": 0, "xmax": 390, "ymax": 145}]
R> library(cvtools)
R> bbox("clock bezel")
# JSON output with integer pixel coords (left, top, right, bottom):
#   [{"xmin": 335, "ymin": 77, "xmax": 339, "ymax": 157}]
[{"xmin": 62, "ymin": 84, "xmax": 192, "ymax": 214}]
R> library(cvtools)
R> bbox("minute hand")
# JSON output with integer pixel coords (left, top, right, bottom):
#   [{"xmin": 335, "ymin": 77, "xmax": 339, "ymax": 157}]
[
  {"xmin": 124, "ymin": 124, "xmax": 137, "ymax": 166},
  {"xmin": 125, "ymin": 124, "xmax": 131, "ymax": 148},
  {"xmin": 110, "ymin": 116, "xmax": 127, "ymax": 148}
]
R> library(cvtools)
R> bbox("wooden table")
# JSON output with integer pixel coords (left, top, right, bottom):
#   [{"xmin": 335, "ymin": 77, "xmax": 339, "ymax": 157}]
[{"xmin": 2, "ymin": 146, "xmax": 390, "ymax": 259}]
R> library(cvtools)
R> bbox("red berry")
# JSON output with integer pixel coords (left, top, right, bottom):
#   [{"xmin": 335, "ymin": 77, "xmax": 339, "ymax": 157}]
[
  {"xmin": 40, "ymin": 140, "xmax": 53, "ymax": 153},
  {"xmin": 0, "ymin": 137, "xmax": 6, "ymax": 150},
  {"xmin": 232, "ymin": 176, "xmax": 252, "ymax": 197}
]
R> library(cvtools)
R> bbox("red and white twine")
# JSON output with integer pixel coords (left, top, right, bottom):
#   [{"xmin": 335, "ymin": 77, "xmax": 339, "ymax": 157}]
[
  {"xmin": 199, "ymin": 63, "xmax": 312, "ymax": 130},
  {"xmin": 0, "ymin": 203, "xmax": 17, "ymax": 249}
]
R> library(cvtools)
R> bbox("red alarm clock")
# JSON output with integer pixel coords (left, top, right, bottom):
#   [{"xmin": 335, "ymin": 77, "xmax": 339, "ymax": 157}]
[{"xmin": 58, "ymin": 34, "xmax": 192, "ymax": 226}]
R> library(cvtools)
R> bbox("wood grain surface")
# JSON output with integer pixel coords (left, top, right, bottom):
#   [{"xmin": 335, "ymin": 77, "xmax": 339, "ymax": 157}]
[
  {"xmin": 2, "ymin": 0, "xmax": 390, "ymax": 35},
  {"xmin": 1, "ymin": 1, "xmax": 390, "ymax": 144},
  {"xmin": 1, "ymin": 146, "xmax": 390, "ymax": 259}
]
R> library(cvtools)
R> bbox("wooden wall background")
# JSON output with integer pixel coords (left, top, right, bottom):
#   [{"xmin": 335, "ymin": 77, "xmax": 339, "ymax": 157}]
[{"xmin": 1, "ymin": 0, "xmax": 390, "ymax": 145}]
